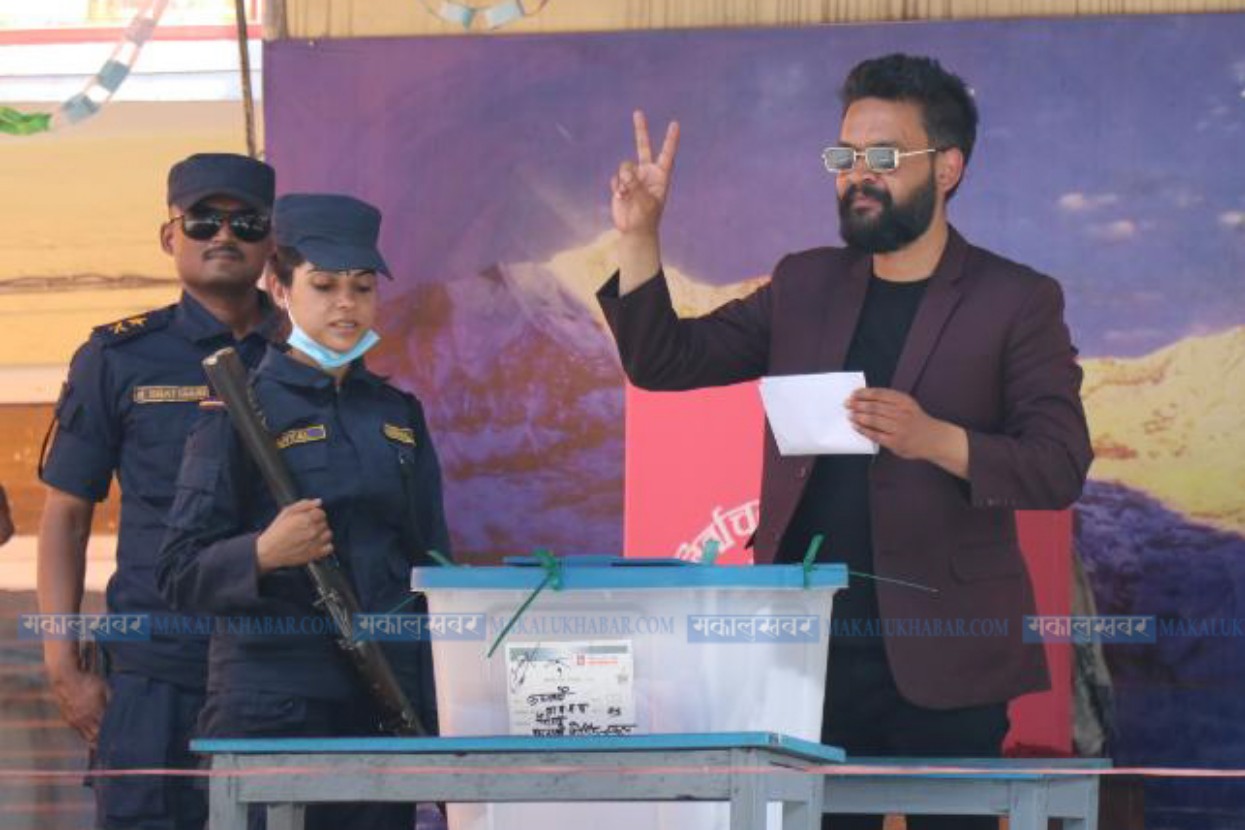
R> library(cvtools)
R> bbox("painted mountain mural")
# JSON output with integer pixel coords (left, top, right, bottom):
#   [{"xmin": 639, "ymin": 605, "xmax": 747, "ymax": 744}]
[
  {"xmin": 1083, "ymin": 327, "xmax": 1245, "ymax": 535},
  {"xmin": 1078, "ymin": 327, "xmax": 1245, "ymax": 830},
  {"xmin": 368, "ymin": 231, "xmax": 765, "ymax": 561}
]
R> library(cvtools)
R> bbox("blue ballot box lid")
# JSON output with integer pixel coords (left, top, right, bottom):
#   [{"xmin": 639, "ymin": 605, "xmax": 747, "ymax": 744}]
[
  {"xmin": 502, "ymin": 554, "xmax": 686, "ymax": 567},
  {"xmin": 411, "ymin": 558, "xmax": 848, "ymax": 591}
]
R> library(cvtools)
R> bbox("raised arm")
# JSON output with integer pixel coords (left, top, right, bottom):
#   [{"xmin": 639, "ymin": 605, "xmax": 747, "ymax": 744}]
[
  {"xmin": 612, "ymin": 110, "xmax": 680, "ymax": 295},
  {"xmin": 599, "ymin": 111, "xmax": 775, "ymax": 390}
]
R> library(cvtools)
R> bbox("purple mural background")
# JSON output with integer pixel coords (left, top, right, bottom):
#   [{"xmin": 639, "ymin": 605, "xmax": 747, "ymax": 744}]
[{"xmin": 266, "ymin": 14, "xmax": 1245, "ymax": 828}]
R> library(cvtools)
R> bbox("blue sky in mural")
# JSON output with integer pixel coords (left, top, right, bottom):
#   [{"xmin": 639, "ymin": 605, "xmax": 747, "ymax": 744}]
[{"xmin": 269, "ymin": 13, "xmax": 1245, "ymax": 360}]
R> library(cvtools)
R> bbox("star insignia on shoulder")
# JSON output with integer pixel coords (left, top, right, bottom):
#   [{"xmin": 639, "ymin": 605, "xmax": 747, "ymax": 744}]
[{"xmin": 109, "ymin": 315, "xmax": 148, "ymax": 335}]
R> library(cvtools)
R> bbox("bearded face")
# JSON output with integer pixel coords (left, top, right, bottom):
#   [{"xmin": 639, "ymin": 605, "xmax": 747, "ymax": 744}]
[{"xmin": 837, "ymin": 166, "xmax": 937, "ymax": 254}]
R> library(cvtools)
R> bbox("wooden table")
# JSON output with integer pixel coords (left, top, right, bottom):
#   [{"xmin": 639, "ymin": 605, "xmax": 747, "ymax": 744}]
[
  {"xmin": 193, "ymin": 731, "xmax": 845, "ymax": 830},
  {"xmin": 823, "ymin": 757, "xmax": 1107, "ymax": 830}
]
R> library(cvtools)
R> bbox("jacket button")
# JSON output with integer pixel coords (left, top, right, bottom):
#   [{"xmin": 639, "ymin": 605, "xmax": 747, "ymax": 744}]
[{"xmin": 797, "ymin": 465, "xmax": 809, "ymax": 479}]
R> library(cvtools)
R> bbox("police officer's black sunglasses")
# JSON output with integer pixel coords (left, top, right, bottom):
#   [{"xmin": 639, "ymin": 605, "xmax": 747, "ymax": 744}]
[{"xmin": 172, "ymin": 206, "xmax": 272, "ymax": 243}]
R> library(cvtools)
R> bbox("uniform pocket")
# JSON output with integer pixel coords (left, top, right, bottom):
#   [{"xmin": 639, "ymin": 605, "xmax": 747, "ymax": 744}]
[
  {"xmin": 164, "ymin": 456, "xmax": 223, "ymax": 534},
  {"xmin": 175, "ymin": 455, "xmax": 221, "ymax": 492},
  {"xmin": 392, "ymin": 446, "xmax": 429, "ymax": 554},
  {"xmin": 280, "ymin": 440, "xmax": 329, "ymax": 473},
  {"xmin": 92, "ymin": 674, "xmax": 170, "ymax": 820},
  {"xmin": 393, "ymin": 444, "xmax": 418, "ymax": 488},
  {"xmin": 197, "ymin": 689, "xmax": 310, "ymax": 738},
  {"xmin": 54, "ymin": 390, "xmax": 84, "ymax": 431}
]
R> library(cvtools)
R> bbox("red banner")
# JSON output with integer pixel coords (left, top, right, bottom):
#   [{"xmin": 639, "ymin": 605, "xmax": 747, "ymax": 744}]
[{"xmin": 622, "ymin": 382, "xmax": 1071, "ymax": 753}]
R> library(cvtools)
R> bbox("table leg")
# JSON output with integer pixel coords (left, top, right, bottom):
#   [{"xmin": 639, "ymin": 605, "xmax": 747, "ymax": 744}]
[
  {"xmin": 1072, "ymin": 774, "xmax": 1101, "ymax": 830},
  {"xmin": 266, "ymin": 803, "xmax": 306, "ymax": 830},
  {"xmin": 729, "ymin": 749, "xmax": 768, "ymax": 830},
  {"xmin": 782, "ymin": 774, "xmax": 824, "ymax": 830},
  {"xmin": 1009, "ymin": 782, "xmax": 1050, "ymax": 830},
  {"xmin": 208, "ymin": 766, "xmax": 248, "ymax": 830}
]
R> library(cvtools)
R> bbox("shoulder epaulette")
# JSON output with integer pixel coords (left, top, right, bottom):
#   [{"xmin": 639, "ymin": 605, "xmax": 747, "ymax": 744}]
[{"xmin": 90, "ymin": 304, "xmax": 175, "ymax": 346}]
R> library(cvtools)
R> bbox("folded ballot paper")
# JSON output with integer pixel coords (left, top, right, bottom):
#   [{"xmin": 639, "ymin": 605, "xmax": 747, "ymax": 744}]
[{"xmin": 758, "ymin": 372, "xmax": 878, "ymax": 456}]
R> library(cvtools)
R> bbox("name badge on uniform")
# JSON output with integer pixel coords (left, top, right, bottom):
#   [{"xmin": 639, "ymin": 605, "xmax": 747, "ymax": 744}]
[
  {"xmin": 382, "ymin": 423, "xmax": 416, "ymax": 446},
  {"xmin": 133, "ymin": 385, "xmax": 210, "ymax": 404},
  {"xmin": 276, "ymin": 425, "xmax": 328, "ymax": 450}
]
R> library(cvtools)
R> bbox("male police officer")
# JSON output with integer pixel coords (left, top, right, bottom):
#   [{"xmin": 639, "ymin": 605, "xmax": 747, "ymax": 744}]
[{"xmin": 37, "ymin": 154, "xmax": 283, "ymax": 830}]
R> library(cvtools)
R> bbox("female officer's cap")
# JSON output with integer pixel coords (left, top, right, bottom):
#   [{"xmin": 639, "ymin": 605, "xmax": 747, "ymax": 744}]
[{"xmin": 273, "ymin": 193, "xmax": 391, "ymax": 278}]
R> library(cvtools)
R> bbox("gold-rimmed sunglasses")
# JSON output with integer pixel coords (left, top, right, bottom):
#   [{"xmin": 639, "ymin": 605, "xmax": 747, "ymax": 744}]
[{"xmin": 822, "ymin": 145, "xmax": 939, "ymax": 174}]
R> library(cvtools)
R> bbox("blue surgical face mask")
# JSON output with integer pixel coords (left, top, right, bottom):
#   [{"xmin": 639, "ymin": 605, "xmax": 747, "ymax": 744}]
[{"xmin": 284, "ymin": 306, "xmax": 380, "ymax": 370}]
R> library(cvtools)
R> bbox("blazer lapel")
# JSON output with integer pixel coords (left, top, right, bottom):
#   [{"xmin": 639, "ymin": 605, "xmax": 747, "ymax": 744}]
[
  {"xmin": 890, "ymin": 227, "xmax": 969, "ymax": 394},
  {"xmin": 817, "ymin": 250, "xmax": 872, "ymax": 371}
]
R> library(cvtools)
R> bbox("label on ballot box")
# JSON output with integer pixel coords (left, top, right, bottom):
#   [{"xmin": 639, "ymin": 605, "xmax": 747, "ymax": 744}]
[{"xmin": 506, "ymin": 641, "xmax": 637, "ymax": 736}]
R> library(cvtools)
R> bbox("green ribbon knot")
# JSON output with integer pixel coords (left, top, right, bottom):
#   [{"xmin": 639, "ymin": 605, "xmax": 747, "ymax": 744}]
[{"xmin": 487, "ymin": 548, "xmax": 562, "ymax": 657}]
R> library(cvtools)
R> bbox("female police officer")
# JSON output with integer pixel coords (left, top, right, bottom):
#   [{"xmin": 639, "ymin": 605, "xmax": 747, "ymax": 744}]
[{"xmin": 158, "ymin": 193, "xmax": 449, "ymax": 830}]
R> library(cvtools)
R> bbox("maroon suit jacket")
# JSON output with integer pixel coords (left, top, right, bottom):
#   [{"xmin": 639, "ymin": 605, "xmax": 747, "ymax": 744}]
[{"xmin": 597, "ymin": 227, "xmax": 1093, "ymax": 709}]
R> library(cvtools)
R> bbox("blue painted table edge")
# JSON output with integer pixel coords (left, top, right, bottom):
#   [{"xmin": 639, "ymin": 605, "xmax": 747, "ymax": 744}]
[
  {"xmin": 192, "ymin": 731, "xmax": 846, "ymax": 764},
  {"xmin": 832, "ymin": 756, "xmax": 1112, "ymax": 781}
]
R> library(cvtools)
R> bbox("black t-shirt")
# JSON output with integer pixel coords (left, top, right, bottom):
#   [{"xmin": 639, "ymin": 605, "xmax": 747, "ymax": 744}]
[{"xmin": 778, "ymin": 274, "xmax": 930, "ymax": 643}]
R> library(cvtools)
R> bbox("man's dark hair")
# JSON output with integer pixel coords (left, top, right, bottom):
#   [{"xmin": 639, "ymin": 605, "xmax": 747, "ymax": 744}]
[
  {"xmin": 269, "ymin": 246, "xmax": 306, "ymax": 287},
  {"xmin": 840, "ymin": 53, "xmax": 978, "ymax": 169}
]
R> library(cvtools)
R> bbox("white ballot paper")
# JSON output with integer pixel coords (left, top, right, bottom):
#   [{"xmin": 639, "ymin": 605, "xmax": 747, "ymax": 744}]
[
  {"xmin": 506, "ymin": 641, "xmax": 637, "ymax": 737},
  {"xmin": 758, "ymin": 371, "xmax": 878, "ymax": 456}
]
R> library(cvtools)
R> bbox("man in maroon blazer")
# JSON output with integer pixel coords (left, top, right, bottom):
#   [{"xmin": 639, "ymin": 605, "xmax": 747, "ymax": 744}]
[{"xmin": 597, "ymin": 54, "xmax": 1093, "ymax": 830}]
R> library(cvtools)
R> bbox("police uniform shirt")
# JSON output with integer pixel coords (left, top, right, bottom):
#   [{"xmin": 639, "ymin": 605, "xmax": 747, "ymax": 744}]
[
  {"xmin": 41, "ymin": 292, "xmax": 282, "ymax": 687},
  {"xmin": 159, "ymin": 343, "xmax": 451, "ymax": 700}
]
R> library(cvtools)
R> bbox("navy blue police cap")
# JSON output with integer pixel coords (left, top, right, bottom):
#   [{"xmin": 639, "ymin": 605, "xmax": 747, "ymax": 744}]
[
  {"xmin": 273, "ymin": 193, "xmax": 392, "ymax": 278},
  {"xmin": 167, "ymin": 153, "xmax": 275, "ymax": 211}
]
